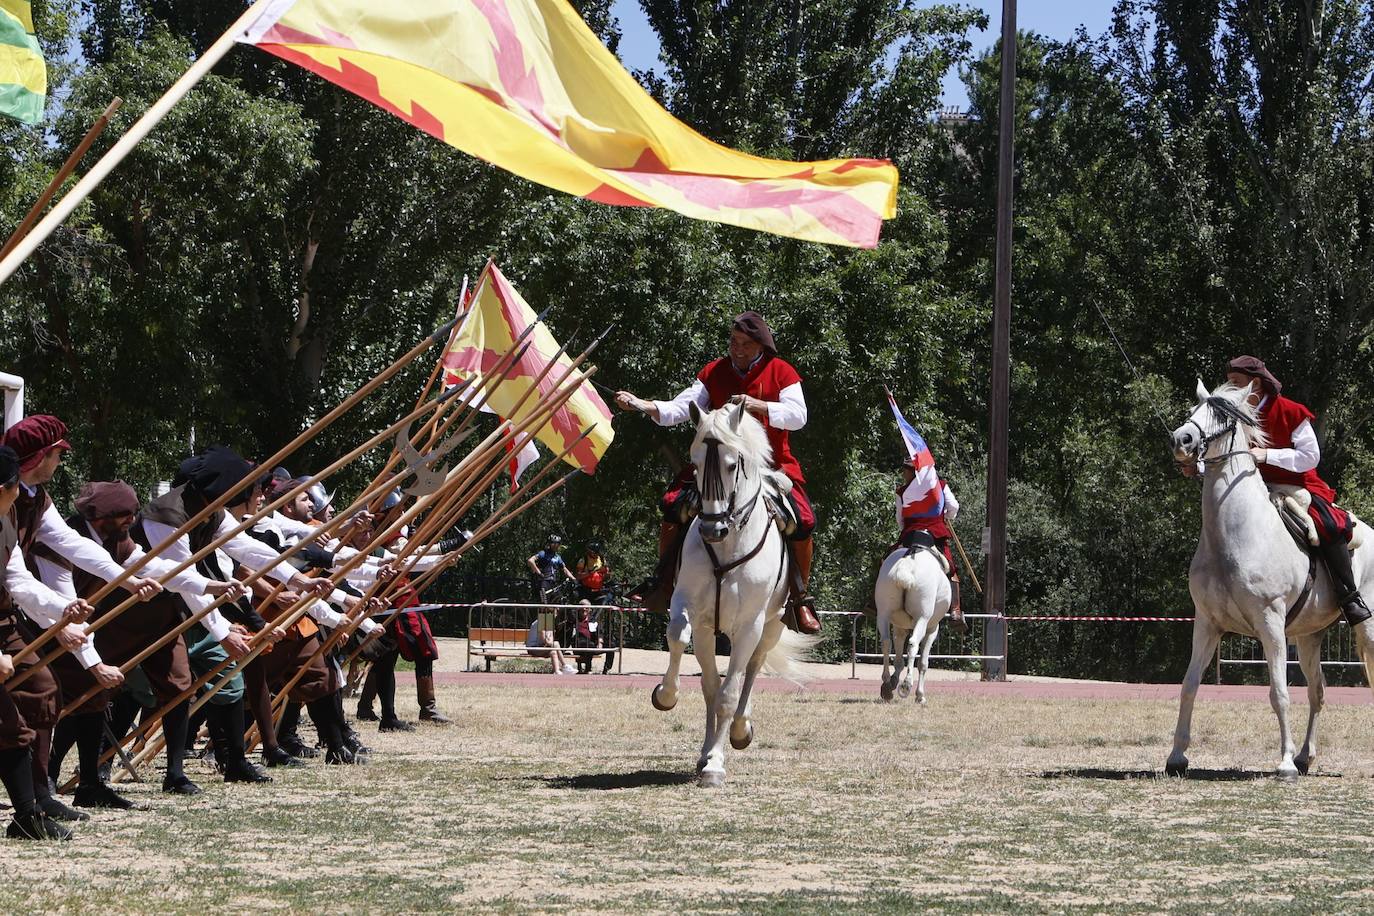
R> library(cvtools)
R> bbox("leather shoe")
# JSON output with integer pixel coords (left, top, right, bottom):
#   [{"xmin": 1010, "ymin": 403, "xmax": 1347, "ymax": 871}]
[
  {"xmin": 379, "ymin": 715, "xmax": 415, "ymax": 733},
  {"xmin": 279, "ymin": 736, "xmax": 319, "ymax": 759},
  {"xmin": 39, "ymin": 795, "xmax": 89, "ymax": 822},
  {"xmin": 162, "ymin": 775, "xmax": 203, "ymax": 796},
  {"xmin": 262, "ymin": 746, "xmax": 306, "ymax": 768},
  {"xmin": 7, "ymin": 813, "xmax": 73, "ymax": 841},
  {"xmin": 73, "ymin": 782, "xmax": 142, "ymax": 810},
  {"xmin": 223, "ymin": 758, "xmax": 273, "ymax": 784}
]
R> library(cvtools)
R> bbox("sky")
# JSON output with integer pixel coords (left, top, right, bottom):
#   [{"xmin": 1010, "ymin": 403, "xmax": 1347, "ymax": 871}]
[{"xmin": 609, "ymin": 0, "xmax": 1117, "ymax": 110}]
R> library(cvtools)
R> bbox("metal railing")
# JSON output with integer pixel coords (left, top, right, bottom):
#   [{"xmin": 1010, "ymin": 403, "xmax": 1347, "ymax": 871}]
[
  {"xmin": 1215, "ymin": 626, "xmax": 1366, "ymax": 683},
  {"xmin": 846, "ymin": 611, "xmax": 1006, "ymax": 678}
]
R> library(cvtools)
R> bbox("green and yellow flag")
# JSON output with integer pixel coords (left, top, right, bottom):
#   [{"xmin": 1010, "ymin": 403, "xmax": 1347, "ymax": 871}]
[{"xmin": 0, "ymin": 0, "xmax": 44, "ymax": 124}]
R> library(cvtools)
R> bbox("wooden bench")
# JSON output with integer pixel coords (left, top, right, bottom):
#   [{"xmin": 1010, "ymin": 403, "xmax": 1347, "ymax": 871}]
[{"xmin": 466, "ymin": 626, "xmax": 620, "ymax": 672}]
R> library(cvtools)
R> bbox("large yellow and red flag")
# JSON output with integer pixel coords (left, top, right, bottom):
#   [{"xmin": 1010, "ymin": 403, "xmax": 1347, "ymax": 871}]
[
  {"xmin": 442, "ymin": 260, "xmax": 612, "ymax": 474},
  {"xmin": 237, "ymin": 0, "xmax": 897, "ymax": 248}
]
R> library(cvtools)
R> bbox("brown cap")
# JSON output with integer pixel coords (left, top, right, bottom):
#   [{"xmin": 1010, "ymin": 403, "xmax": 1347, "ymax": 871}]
[
  {"xmin": 732, "ymin": 311, "xmax": 776, "ymax": 354},
  {"xmin": 75, "ymin": 481, "xmax": 140, "ymax": 519},
  {"xmin": 1227, "ymin": 355, "xmax": 1282, "ymax": 395}
]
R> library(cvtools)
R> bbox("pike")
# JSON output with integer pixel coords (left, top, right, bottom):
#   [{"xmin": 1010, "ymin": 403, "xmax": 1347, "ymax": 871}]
[{"xmin": 6, "ymin": 373, "xmax": 473, "ymax": 680}]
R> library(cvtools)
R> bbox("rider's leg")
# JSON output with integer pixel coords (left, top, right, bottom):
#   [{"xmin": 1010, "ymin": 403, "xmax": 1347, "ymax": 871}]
[
  {"xmin": 784, "ymin": 483, "xmax": 821, "ymax": 634},
  {"xmin": 939, "ymin": 539, "xmax": 968, "ymax": 635},
  {"xmin": 1310, "ymin": 498, "xmax": 1372, "ymax": 625}
]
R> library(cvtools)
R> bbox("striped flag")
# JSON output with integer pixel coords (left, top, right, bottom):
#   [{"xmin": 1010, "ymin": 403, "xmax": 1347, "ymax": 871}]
[
  {"xmin": 0, "ymin": 0, "xmax": 45, "ymax": 124},
  {"xmin": 235, "ymin": 0, "xmax": 897, "ymax": 248},
  {"xmin": 886, "ymin": 388, "xmax": 944, "ymax": 519}
]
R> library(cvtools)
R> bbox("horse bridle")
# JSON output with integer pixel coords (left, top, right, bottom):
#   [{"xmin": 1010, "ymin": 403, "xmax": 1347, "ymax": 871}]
[
  {"xmin": 697, "ymin": 437, "xmax": 761, "ymax": 533},
  {"xmin": 1177, "ymin": 396, "xmax": 1260, "ymax": 467},
  {"xmin": 696, "ymin": 436, "xmax": 783, "ymax": 631}
]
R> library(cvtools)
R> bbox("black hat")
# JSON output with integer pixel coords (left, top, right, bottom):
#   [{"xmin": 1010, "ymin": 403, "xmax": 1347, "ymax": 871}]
[
  {"xmin": 0, "ymin": 445, "xmax": 19, "ymax": 488},
  {"xmin": 174, "ymin": 446, "xmax": 258, "ymax": 502},
  {"xmin": 587, "ymin": 539, "xmax": 603, "ymax": 553}
]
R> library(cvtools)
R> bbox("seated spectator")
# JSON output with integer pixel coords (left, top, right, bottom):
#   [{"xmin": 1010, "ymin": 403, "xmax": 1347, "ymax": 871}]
[
  {"xmin": 571, "ymin": 600, "xmax": 604, "ymax": 674},
  {"xmin": 526, "ymin": 612, "xmax": 575, "ymax": 674}
]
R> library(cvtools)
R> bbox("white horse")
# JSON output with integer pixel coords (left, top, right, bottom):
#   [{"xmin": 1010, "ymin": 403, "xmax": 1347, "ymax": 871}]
[
  {"xmin": 649, "ymin": 401, "xmax": 814, "ymax": 788},
  {"xmin": 1168, "ymin": 380, "xmax": 1374, "ymax": 778},
  {"xmin": 873, "ymin": 543, "xmax": 951, "ymax": 704}
]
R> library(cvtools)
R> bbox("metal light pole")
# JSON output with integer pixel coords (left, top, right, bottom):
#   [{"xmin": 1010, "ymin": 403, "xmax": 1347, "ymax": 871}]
[{"xmin": 982, "ymin": 0, "xmax": 1016, "ymax": 681}]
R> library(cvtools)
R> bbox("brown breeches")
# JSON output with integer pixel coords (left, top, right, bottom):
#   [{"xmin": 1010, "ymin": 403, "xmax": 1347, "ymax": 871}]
[
  {"xmin": 258, "ymin": 630, "xmax": 337, "ymax": 704},
  {"xmin": 0, "ymin": 613, "xmax": 57, "ymax": 750},
  {"xmin": 91, "ymin": 597, "xmax": 192, "ymax": 703}
]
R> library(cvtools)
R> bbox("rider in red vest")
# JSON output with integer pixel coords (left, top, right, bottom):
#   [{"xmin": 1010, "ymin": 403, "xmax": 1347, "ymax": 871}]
[
  {"xmin": 615, "ymin": 311, "xmax": 820, "ymax": 634},
  {"xmin": 1226, "ymin": 355, "xmax": 1371, "ymax": 626},
  {"xmin": 895, "ymin": 466, "xmax": 966, "ymax": 634}
]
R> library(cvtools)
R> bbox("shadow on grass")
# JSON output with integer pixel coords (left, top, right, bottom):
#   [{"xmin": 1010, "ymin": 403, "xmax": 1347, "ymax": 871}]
[
  {"xmin": 1039, "ymin": 767, "xmax": 1341, "ymax": 781},
  {"xmin": 521, "ymin": 770, "xmax": 698, "ymax": 790}
]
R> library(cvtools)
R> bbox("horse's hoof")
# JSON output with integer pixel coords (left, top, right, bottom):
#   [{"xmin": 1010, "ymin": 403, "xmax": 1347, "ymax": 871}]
[
  {"xmin": 730, "ymin": 721, "xmax": 754, "ymax": 750},
  {"xmin": 1276, "ymin": 765, "xmax": 1300, "ymax": 781},
  {"xmin": 897, "ymin": 682, "xmax": 911, "ymax": 699},
  {"xmin": 916, "ymin": 695, "xmax": 927, "ymax": 706},
  {"xmin": 1165, "ymin": 758, "xmax": 1188, "ymax": 777},
  {"xmin": 696, "ymin": 756, "xmax": 708, "ymax": 774},
  {"xmin": 879, "ymin": 685, "xmax": 894, "ymax": 702},
  {"xmin": 698, "ymin": 770, "xmax": 726, "ymax": 789},
  {"xmin": 1294, "ymin": 757, "xmax": 1312, "ymax": 776},
  {"xmin": 650, "ymin": 684, "xmax": 676, "ymax": 712}
]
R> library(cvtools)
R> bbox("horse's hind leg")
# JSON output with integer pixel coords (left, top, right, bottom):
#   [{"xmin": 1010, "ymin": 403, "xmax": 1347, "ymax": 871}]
[
  {"xmin": 1355, "ymin": 619, "xmax": 1374, "ymax": 701},
  {"xmin": 1293, "ymin": 632, "xmax": 1325, "ymax": 775},
  {"xmin": 901, "ymin": 616, "xmax": 929, "ymax": 701},
  {"xmin": 878, "ymin": 610, "xmax": 895, "ymax": 702},
  {"xmin": 916, "ymin": 621, "xmax": 939, "ymax": 705},
  {"xmin": 1167, "ymin": 615, "xmax": 1222, "ymax": 776},
  {"xmin": 652, "ymin": 597, "xmax": 691, "ymax": 712},
  {"xmin": 731, "ymin": 616, "xmax": 782, "ymax": 749}
]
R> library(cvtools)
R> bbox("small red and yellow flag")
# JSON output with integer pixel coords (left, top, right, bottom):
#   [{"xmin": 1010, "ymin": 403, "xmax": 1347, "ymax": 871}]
[
  {"xmin": 442, "ymin": 260, "xmax": 612, "ymax": 474},
  {"xmin": 238, "ymin": 0, "xmax": 897, "ymax": 248}
]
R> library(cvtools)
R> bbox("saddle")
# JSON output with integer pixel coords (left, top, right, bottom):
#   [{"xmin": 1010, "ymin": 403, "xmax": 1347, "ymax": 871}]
[
  {"xmin": 896, "ymin": 529, "xmax": 951, "ymax": 576},
  {"xmin": 763, "ymin": 470, "xmax": 798, "ymax": 537}
]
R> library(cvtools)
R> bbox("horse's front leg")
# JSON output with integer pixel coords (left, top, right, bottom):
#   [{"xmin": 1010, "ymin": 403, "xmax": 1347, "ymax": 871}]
[
  {"xmin": 1167, "ymin": 613, "xmax": 1222, "ymax": 776},
  {"xmin": 1256, "ymin": 614, "xmax": 1299, "ymax": 779},
  {"xmin": 693, "ymin": 627, "xmax": 720, "ymax": 777},
  {"xmin": 1293, "ymin": 631, "xmax": 1325, "ymax": 775},
  {"xmin": 652, "ymin": 594, "xmax": 691, "ymax": 712},
  {"xmin": 698, "ymin": 622, "xmax": 761, "ymax": 788},
  {"xmin": 731, "ymin": 614, "xmax": 782, "ymax": 749}
]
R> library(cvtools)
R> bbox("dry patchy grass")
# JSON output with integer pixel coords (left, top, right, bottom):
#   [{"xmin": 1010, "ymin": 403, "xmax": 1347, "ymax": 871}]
[{"xmin": 2, "ymin": 679, "xmax": 1373, "ymax": 914}]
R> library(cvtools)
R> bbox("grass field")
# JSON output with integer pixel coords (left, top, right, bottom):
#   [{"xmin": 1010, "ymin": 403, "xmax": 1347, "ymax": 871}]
[{"xmin": 3, "ymin": 676, "xmax": 1374, "ymax": 914}]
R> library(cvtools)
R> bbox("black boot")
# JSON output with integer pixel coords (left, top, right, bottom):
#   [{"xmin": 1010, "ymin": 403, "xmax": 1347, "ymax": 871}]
[
  {"xmin": 0, "ymin": 747, "xmax": 70, "ymax": 841},
  {"xmin": 161, "ymin": 701, "xmax": 202, "ymax": 795},
  {"xmin": 69, "ymin": 714, "xmax": 142, "ymax": 809},
  {"xmin": 277, "ymin": 701, "xmax": 318, "ymax": 759},
  {"xmin": 211, "ymin": 699, "xmax": 271, "ymax": 784},
  {"xmin": 32, "ymin": 731, "xmax": 87, "ymax": 822},
  {"xmin": 309, "ymin": 698, "xmax": 362, "ymax": 765},
  {"xmin": 1320, "ymin": 537, "xmax": 1373, "ymax": 626}
]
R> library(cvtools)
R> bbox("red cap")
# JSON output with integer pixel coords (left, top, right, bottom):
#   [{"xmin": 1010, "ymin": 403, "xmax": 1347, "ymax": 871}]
[{"xmin": 2, "ymin": 415, "xmax": 71, "ymax": 473}]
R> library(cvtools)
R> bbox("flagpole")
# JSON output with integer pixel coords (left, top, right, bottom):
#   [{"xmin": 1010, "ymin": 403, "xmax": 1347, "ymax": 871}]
[
  {"xmin": 0, "ymin": 0, "xmax": 273, "ymax": 286},
  {"xmin": 0, "ymin": 97, "xmax": 122, "ymax": 261},
  {"xmin": 983, "ymin": 0, "xmax": 1016, "ymax": 682}
]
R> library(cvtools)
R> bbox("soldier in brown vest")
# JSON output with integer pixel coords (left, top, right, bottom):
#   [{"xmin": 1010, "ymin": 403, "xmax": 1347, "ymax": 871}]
[
  {"xmin": 0, "ymin": 445, "xmax": 91, "ymax": 840},
  {"xmin": 1, "ymin": 415, "xmax": 162, "ymax": 820}
]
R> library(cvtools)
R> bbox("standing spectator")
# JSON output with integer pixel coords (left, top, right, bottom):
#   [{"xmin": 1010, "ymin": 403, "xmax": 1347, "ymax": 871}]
[
  {"xmin": 574, "ymin": 540, "xmax": 612, "ymax": 605},
  {"xmin": 526, "ymin": 534, "xmax": 574, "ymax": 604}
]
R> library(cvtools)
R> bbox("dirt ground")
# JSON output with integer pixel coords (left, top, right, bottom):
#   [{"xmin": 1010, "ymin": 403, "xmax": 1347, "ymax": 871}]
[{"xmin": 3, "ymin": 640, "xmax": 1373, "ymax": 913}]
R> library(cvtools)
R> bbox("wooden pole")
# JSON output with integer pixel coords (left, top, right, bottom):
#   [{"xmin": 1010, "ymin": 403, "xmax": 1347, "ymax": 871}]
[
  {"xmin": 0, "ymin": 0, "xmax": 275, "ymax": 286},
  {"xmin": 982, "ymin": 0, "xmax": 1017, "ymax": 682},
  {"xmin": 8, "ymin": 370, "xmax": 466, "ymax": 675},
  {"xmin": 0, "ymin": 98, "xmax": 123, "ymax": 261},
  {"xmin": 949, "ymin": 527, "xmax": 984, "ymax": 596}
]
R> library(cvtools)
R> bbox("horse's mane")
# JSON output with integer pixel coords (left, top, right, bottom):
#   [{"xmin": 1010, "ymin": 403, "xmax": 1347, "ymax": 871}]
[
  {"xmin": 1208, "ymin": 382, "xmax": 1271, "ymax": 449},
  {"xmin": 692, "ymin": 405, "xmax": 774, "ymax": 470}
]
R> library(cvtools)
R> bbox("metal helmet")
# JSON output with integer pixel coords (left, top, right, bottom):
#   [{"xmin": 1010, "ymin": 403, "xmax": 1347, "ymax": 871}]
[{"xmin": 306, "ymin": 481, "xmax": 334, "ymax": 518}]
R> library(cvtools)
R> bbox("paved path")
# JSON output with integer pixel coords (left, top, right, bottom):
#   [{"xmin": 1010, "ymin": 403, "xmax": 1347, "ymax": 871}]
[{"xmin": 414, "ymin": 670, "xmax": 1374, "ymax": 705}]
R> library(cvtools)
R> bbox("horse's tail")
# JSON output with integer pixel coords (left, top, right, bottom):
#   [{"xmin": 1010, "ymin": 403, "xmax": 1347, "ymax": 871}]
[
  {"xmin": 763, "ymin": 629, "xmax": 820, "ymax": 684},
  {"xmin": 1355, "ymin": 624, "xmax": 1374, "ymax": 701}
]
